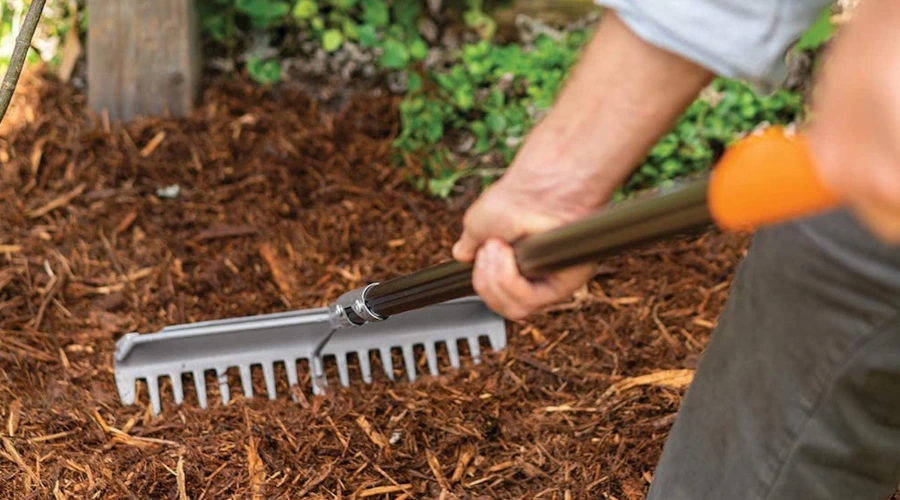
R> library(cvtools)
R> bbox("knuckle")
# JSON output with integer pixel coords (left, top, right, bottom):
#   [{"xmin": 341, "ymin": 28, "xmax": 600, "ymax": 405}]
[
  {"xmin": 461, "ymin": 208, "xmax": 475, "ymax": 229},
  {"xmin": 876, "ymin": 222, "xmax": 900, "ymax": 243},
  {"xmin": 507, "ymin": 305, "xmax": 530, "ymax": 321},
  {"xmin": 480, "ymin": 194, "xmax": 506, "ymax": 220},
  {"xmin": 471, "ymin": 269, "xmax": 488, "ymax": 296},
  {"xmin": 874, "ymin": 177, "xmax": 900, "ymax": 208}
]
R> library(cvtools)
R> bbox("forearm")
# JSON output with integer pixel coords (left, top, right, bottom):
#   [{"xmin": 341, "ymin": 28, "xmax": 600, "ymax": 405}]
[{"xmin": 505, "ymin": 12, "xmax": 713, "ymax": 208}]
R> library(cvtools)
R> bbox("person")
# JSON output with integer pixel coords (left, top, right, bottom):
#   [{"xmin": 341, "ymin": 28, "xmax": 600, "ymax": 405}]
[{"xmin": 452, "ymin": 1, "xmax": 900, "ymax": 498}]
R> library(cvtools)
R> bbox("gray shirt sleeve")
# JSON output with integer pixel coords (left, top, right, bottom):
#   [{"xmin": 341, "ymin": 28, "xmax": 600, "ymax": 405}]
[{"xmin": 593, "ymin": 0, "xmax": 834, "ymax": 92}]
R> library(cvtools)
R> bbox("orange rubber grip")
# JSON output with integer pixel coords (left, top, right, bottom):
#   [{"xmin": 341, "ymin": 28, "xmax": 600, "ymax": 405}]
[{"xmin": 708, "ymin": 127, "xmax": 842, "ymax": 232}]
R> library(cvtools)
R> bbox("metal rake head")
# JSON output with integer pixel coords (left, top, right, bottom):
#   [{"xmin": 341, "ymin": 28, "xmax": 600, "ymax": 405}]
[{"xmin": 114, "ymin": 297, "xmax": 507, "ymax": 414}]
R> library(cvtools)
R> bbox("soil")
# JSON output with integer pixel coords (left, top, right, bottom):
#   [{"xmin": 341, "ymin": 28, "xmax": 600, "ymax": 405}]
[{"xmin": 0, "ymin": 70, "xmax": 750, "ymax": 499}]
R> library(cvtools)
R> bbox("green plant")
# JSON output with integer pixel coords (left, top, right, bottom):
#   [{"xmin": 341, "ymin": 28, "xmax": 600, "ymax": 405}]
[
  {"xmin": 394, "ymin": 30, "xmax": 589, "ymax": 197},
  {"xmin": 619, "ymin": 78, "xmax": 803, "ymax": 198},
  {"xmin": 394, "ymin": 30, "xmax": 805, "ymax": 199},
  {"xmin": 198, "ymin": 0, "xmax": 493, "ymax": 84},
  {"xmin": 794, "ymin": 6, "xmax": 835, "ymax": 52},
  {"xmin": 246, "ymin": 54, "xmax": 282, "ymax": 84}
]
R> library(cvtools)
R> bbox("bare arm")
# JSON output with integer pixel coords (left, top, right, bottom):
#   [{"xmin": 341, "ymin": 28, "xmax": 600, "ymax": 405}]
[
  {"xmin": 451, "ymin": 12, "xmax": 713, "ymax": 319},
  {"xmin": 508, "ymin": 13, "xmax": 714, "ymax": 203}
]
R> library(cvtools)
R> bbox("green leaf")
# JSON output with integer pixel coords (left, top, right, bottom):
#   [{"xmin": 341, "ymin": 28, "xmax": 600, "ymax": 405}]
[
  {"xmin": 322, "ymin": 29, "xmax": 344, "ymax": 52},
  {"xmin": 247, "ymin": 56, "xmax": 282, "ymax": 85},
  {"xmin": 201, "ymin": 13, "xmax": 229, "ymax": 43},
  {"xmin": 408, "ymin": 38, "xmax": 428, "ymax": 61},
  {"xmin": 454, "ymin": 87, "xmax": 474, "ymax": 110},
  {"xmin": 406, "ymin": 71, "xmax": 423, "ymax": 92},
  {"xmin": 330, "ymin": 0, "xmax": 358, "ymax": 10},
  {"xmin": 425, "ymin": 119, "xmax": 443, "ymax": 144},
  {"xmin": 292, "ymin": 0, "xmax": 318, "ymax": 20},
  {"xmin": 486, "ymin": 114, "xmax": 506, "ymax": 134},
  {"xmin": 362, "ymin": 0, "xmax": 389, "ymax": 27},
  {"xmin": 639, "ymin": 164, "xmax": 658, "ymax": 178},
  {"xmin": 358, "ymin": 24, "xmax": 379, "ymax": 47},
  {"xmin": 379, "ymin": 39, "xmax": 410, "ymax": 69},
  {"xmin": 392, "ymin": 0, "xmax": 420, "ymax": 28},
  {"xmin": 428, "ymin": 170, "xmax": 467, "ymax": 198},
  {"xmin": 661, "ymin": 159, "xmax": 683, "ymax": 176},
  {"xmin": 795, "ymin": 7, "xmax": 834, "ymax": 51},
  {"xmin": 343, "ymin": 19, "xmax": 360, "ymax": 40},
  {"xmin": 237, "ymin": 0, "xmax": 290, "ymax": 28},
  {"xmin": 463, "ymin": 6, "xmax": 496, "ymax": 40}
]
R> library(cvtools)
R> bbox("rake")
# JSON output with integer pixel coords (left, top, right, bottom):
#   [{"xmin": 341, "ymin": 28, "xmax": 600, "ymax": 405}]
[{"xmin": 114, "ymin": 127, "xmax": 841, "ymax": 414}]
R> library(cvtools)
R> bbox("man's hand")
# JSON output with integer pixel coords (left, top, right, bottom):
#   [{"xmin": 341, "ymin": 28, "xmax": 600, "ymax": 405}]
[
  {"xmin": 453, "ymin": 13, "xmax": 713, "ymax": 320},
  {"xmin": 451, "ymin": 138, "xmax": 605, "ymax": 320},
  {"xmin": 807, "ymin": 0, "xmax": 900, "ymax": 242}
]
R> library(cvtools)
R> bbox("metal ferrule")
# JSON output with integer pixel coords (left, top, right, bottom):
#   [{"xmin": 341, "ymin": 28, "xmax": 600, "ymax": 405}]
[{"xmin": 328, "ymin": 283, "xmax": 385, "ymax": 328}]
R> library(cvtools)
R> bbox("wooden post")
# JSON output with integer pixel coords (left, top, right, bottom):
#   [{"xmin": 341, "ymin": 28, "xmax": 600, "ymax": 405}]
[{"xmin": 87, "ymin": 0, "xmax": 201, "ymax": 122}]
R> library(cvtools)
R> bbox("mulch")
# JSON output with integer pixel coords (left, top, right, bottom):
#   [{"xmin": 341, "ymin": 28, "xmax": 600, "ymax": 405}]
[{"xmin": 0, "ymin": 69, "xmax": 749, "ymax": 499}]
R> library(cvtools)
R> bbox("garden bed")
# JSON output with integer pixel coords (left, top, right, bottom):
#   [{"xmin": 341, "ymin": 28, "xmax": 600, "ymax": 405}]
[{"xmin": 0, "ymin": 70, "xmax": 750, "ymax": 499}]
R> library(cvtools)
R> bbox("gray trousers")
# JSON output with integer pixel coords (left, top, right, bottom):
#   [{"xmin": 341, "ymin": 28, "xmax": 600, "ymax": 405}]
[{"xmin": 648, "ymin": 210, "xmax": 900, "ymax": 499}]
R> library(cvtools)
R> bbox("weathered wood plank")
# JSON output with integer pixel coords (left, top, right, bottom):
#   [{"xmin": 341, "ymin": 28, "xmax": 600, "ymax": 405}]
[{"xmin": 87, "ymin": 0, "xmax": 200, "ymax": 121}]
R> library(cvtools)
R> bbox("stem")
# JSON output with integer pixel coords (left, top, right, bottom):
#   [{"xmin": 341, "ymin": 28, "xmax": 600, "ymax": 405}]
[{"xmin": 0, "ymin": 0, "xmax": 47, "ymax": 125}]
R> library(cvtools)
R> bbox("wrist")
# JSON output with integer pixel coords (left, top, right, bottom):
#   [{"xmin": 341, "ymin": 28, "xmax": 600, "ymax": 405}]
[
  {"xmin": 503, "ymin": 119, "xmax": 631, "ymax": 208},
  {"xmin": 498, "ymin": 142, "xmax": 617, "ymax": 220}
]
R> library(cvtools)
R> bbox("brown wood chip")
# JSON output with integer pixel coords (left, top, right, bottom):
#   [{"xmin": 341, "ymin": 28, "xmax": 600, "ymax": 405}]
[{"xmin": 27, "ymin": 183, "xmax": 86, "ymax": 219}]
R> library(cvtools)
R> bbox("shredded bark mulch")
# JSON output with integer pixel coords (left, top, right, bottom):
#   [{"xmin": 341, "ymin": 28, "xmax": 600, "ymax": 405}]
[{"xmin": 0, "ymin": 71, "xmax": 750, "ymax": 499}]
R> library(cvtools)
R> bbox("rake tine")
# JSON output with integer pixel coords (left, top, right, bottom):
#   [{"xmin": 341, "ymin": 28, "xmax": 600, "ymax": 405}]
[
  {"xmin": 379, "ymin": 347, "xmax": 394, "ymax": 381},
  {"xmin": 171, "ymin": 374, "xmax": 184, "ymax": 405},
  {"xmin": 217, "ymin": 368, "xmax": 230, "ymax": 404},
  {"xmin": 468, "ymin": 337, "xmax": 482, "ymax": 364},
  {"xmin": 358, "ymin": 352, "xmax": 372, "ymax": 384},
  {"xmin": 336, "ymin": 356, "xmax": 350, "ymax": 387},
  {"xmin": 193, "ymin": 370, "xmax": 207, "ymax": 409},
  {"xmin": 285, "ymin": 360, "xmax": 299, "ymax": 399},
  {"xmin": 239, "ymin": 365, "xmax": 253, "ymax": 398},
  {"xmin": 311, "ymin": 356, "xmax": 327, "ymax": 395},
  {"xmin": 402, "ymin": 345, "xmax": 416, "ymax": 382},
  {"xmin": 446, "ymin": 340, "xmax": 461, "ymax": 369},
  {"xmin": 149, "ymin": 377, "xmax": 162, "ymax": 415},
  {"xmin": 425, "ymin": 342, "xmax": 439, "ymax": 376},
  {"xmin": 262, "ymin": 363, "xmax": 277, "ymax": 399}
]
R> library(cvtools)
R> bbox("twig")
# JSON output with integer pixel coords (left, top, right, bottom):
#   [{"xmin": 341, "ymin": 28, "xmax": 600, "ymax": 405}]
[
  {"xmin": 0, "ymin": 0, "xmax": 47, "ymax": 124},
  {"xmin": 26, "ymin": 183, "xmax": 86, "ymax": 219},
  {"xmin": 191, "ymin": 225, "xmax": 258, "ymax": 242},
  {"xmin": 176, "ymin": 455, "xmax": 188, "ymax": 500},
  {"xmin": 426, "ymin": 449, "xmax": 451, "ymax": 491},
  {"xmin": 295, "ymin": 463, "xmax": 332, "ymax": 497},
  {"xmin": 358, "ymin": 484, "xmax": 412, "ymax": 498},
  {"xmin": 258, "ymin": 242, "xmax": 293, "ymax": 298},
  {"xmin": 1, "ymin": 437, "xmax": 40, "ymax": 485}
]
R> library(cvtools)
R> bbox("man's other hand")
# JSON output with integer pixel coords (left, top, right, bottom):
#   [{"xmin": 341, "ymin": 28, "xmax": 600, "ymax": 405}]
[{"xmin": 808, "ymin": 0, "xmax": 900, "ymax": 243}]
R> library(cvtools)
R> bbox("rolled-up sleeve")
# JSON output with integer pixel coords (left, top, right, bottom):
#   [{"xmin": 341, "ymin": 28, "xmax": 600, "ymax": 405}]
[{"xmin": 594, "ymin": 0, "xmax": 834, "ymax": 92}]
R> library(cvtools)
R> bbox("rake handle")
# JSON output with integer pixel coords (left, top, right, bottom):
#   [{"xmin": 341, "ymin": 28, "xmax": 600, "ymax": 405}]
[{"xmin": 365, "ymin": 127, "xmax": 840, "ymax": 319}]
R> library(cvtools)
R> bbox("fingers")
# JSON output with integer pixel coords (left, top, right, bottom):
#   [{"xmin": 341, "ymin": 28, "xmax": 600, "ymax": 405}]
[
  {"xmin": 452, "ymin": 182, "xmax": 550, "ymax": 263},
  {"xmin": 453, "ymin": 193, "xmax": 512, "ymax": 263},
  {"xmin": 854, "ymin": 200, "xmax": 900, "ymax": 243},
  {"xmin": 452, "ymin": 227, "xmax": 480, "ymax": 263},
  {"xmin": 452, "ymin": 199, "xmax": 487, "ymax": 263},
  {"xmin": 471, "ymin": 239, "xmax": 594, "ymax": 320},
  {"xmin": 811, "ymin": 134, "xmax": 900, "ymax": 244},
  {"xmin": 471, "ymin": 239, "xmax": 532, "ymax": 319}
]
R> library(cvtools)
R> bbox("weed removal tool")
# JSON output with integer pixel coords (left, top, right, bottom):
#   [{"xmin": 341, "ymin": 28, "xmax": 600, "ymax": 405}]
[{"xmin": 115, "ymin": 127, "xmax": 841, "ymax": 414}]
